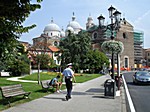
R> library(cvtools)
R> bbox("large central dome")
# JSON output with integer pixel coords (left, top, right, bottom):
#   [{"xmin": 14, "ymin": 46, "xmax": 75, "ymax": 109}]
[
  {"xmin": 44, "ymin": 19, "xmax": 60, "ymax": 32},
  {"xmin": 43, "ymin": 19, "xmax": 61, "ymax": 37}
]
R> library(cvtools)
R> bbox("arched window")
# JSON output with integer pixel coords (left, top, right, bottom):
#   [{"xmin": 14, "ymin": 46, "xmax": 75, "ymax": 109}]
[
  {"xmin": 123, "ymin": 32, "xmax": 127, "ymax": 39},
  {"xmin": 54, "ymin": 41, "xmax": 58, "ymax": 46},
  {"xmin": 124, "ymin": 56, "xmax": 129, "ymax": 68},
  {"xmin": 92, "ymin": 32, "xmax": 98, "ymax": 39},
  {"xmin": 94, "ymin": 32, "xmax": 97, "ymax": 39}
]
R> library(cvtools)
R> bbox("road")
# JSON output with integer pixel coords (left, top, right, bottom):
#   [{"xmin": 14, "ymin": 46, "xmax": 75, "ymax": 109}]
[{"xmin": 124, "ymin": 71, "xmax": 150, "ymax": 112}]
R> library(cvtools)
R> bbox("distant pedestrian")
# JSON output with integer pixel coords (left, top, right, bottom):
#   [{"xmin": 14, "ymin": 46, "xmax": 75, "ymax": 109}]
[
  {"xmin": 108, "ymin": 67, "xmax": 111, "ymax": 75},
  {"xmin": 62, "ymin": 63, "xmax": 76, "ymax": 101}
]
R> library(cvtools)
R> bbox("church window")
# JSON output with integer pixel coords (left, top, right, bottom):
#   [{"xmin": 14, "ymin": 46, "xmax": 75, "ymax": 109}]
[
  {"xmin": 123, "ymin": 32, "xmax": 127, "ymax": 39},
  {"xmin": 92, "ymin": 32, "xmax": 98, "ymax": 39},
  {"xmin": 124, "ymin": 57, "xmax": 128, "ymax": 68},
  {"xmin": 54, "ymin": 41, "xmax": 58, "ymax": 46}
]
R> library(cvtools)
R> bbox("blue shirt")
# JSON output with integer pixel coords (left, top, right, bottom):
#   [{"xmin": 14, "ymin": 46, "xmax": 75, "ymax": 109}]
[
  {"xmin": 62, "ymin": 68, "xmax": 74, "ymax": 77},
  {"xmin": 51, "ymin": 78, "xmax": 58, "ymax": 85}
]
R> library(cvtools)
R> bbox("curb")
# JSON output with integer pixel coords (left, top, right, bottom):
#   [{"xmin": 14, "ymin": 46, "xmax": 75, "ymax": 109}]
[{"xmin": 121, "ymin": 86, "xmax": 127, "ymax": 112}]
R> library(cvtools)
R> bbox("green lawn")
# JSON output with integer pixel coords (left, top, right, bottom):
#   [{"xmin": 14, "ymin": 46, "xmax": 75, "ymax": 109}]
[{"xmin": 0, "ymin": 72, "xmax": 102, "ymax": 111}]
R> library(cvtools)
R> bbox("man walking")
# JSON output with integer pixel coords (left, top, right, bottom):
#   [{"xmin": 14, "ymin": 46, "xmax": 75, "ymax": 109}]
[{"xmin": 62, "ymin": 63, "xmax": 76, "ymax": 100}]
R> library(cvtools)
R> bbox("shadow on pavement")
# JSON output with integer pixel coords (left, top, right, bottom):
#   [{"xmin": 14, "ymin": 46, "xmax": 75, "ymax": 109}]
[
  {"xmin": 72, "ymin": 91, "xmax": 94, "ymax": 95},
  {"xmin": 86, "ymin": 88, "xmax": 104, "ymax": 93},
  {"xmin": 43, "ymin": 96, "xmax": 66, "ymax": 101},
  {"xmin": 92, "ymin": 95, "xmax": 115, "ymax": 99}
]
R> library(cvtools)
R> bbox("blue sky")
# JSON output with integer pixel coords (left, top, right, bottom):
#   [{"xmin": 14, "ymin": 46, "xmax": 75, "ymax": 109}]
[{"xmin": 19, "ymin": 0, "xmax": 150, "ymax": 48}]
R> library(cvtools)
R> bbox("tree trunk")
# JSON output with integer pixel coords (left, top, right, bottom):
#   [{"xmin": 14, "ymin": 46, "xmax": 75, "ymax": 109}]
[{"xmin": 37, "ymin": 62, "xmax": 40, "ymax": 84}]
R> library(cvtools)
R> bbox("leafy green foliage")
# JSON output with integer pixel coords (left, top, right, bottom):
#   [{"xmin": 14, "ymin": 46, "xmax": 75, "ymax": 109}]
[
  {"xmin": 8, "ymin": 59, "xmax": 30, "ymax": 76},
  {"xmin": 6, "ymin": 43, "xmax": 30, "ymax": 76},
  {"xmin": 59, "ymin": 30, "xmax": 91, "ymax": 72},
  {"xmin": 0, "ymin": 0, "xmax": 42, "ymax": 72},
  {"xmin": 34, "ymin": 54, "xmax": 56, "ymax": 69},
  {"xmin": 59, "ymin": 30, "xmax": 109, "ymax": 73},
  {"xmin": 86, "ymin": 50, "xmax": 109, "ymax": 73}
]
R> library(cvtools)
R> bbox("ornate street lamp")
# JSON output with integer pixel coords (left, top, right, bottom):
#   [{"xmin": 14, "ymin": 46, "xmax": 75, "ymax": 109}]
[
  {"xmin": 97, "ymin": 14, "xmax": 105, "ymax": 28},
  {"xmin": 98, "ymin": 5, "xmax": 123, "ymax": 80}
]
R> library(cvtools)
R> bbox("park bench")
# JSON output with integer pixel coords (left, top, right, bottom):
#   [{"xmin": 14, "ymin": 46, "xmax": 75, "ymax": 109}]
[
  {"xmin": 0, "ymin": 84, "xmax": 31, "ymax": 106},
  {"xmin": 40, "ymin": 80, "xmax": 56, "ymax": 92}
]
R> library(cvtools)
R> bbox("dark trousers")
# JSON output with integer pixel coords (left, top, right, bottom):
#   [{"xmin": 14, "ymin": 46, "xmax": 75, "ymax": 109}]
[{"xmin": 65, "ymin": 78, "xmax": 72, "ymax": 97}]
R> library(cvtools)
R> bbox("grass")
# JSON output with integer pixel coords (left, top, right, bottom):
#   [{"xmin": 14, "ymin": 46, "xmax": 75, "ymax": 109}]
[{"xmin": 0, "ymin": 72, "xmax": 102, "ymax": 111}]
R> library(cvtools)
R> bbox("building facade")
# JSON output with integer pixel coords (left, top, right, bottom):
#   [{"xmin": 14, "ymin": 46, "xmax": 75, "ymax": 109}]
[
  {"xmin": 22, "ymin": 12, "xmax": 145, "ymax": 69},
  {"xmin": 86, "ymin": 16, "xmax": 144, "ymax": 69},
  {"xmin": 29, "ymin": 13, "xmax": 82, "ymax": 66}
]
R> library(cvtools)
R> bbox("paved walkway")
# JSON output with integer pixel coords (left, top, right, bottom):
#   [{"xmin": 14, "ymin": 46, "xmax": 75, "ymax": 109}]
[
  {"xmin": 3, "ymin": 75, "xmax": 126, "ymax": 112},
  {"xmin": 7, "ymin": 76, "xmax": 37, "ymax": 83}
]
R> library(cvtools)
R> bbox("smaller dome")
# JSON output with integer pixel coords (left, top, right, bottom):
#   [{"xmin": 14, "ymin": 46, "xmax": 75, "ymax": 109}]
[
  {"xmin": 44, "ymin": 19, "xmax": 60, "ymax": 32},
  {"xmin": 60, "ymin": 27, "xmax": 65, "ymax": 37},
  {"xmin": 68, "ymin": 21, "xmax": 82, "ymax": 29},
  {"xmin": 66, "ymin": 12, "xmax": 82, "ymax": 30},
  {"xmin": 60, "ymin": 31, "xmax": 65, "ymax": 37}
]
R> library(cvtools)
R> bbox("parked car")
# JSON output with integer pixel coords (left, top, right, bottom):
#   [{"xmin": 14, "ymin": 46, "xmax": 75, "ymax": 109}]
[{"xmin": 133, "ymin": 71, "xmax": 150, "ymax": 84}]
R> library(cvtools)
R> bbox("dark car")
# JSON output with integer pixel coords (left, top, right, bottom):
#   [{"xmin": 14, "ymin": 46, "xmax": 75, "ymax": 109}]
[{"xmin": 133, "ymin": 71, "xmax": 150, "ymax": 84}]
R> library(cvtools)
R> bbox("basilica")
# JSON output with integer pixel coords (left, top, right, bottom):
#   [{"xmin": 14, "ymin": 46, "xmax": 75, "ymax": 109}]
[{"xmin": 24, "ymin": 12, "xmax": 144, "ymax": 70}]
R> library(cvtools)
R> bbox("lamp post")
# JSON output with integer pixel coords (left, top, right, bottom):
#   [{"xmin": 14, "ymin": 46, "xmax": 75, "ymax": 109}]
[{"xmin": 98, "ymin": 6, "xmax": 124, "ymax": 82}]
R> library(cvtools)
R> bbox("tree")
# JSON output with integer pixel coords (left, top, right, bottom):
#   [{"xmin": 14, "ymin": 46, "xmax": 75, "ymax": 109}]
[
  {"xmin": 59, "ymin": 30, "xmax": 91, "ymax": 72},
  {"xmin": 35, "ymin": 54, "xmax": 56, "ymax": 69},
  {"xmin": 28, "ymin": 39, "xmax": 53, "ymax": 84},
  {"xmin": 86, "ymin": 50, "xmax": 109, "ymax": 73},
  {"xmin": 7, "ymin": 43, "xmax": 30, "ymax": 76},
  {"xmin": 0, "ymin": 0, "xmax": 42, "ymax": 70}
]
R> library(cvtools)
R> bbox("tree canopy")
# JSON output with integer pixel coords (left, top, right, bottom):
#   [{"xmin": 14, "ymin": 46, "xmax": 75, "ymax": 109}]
[
  {"xmin": 59, "ymin": 30, "xmax": 91, "ymax": 72},
  {"xmin": 0, "ymin": 0, "xmax": 42, "ymax": 63},
  {"xmin": 86, "ymin": 50, "xmax": 109, "ymax": 73},
  {"xmin": 0, "ymin": 0, "xmax": 42, "ymax": 74},
  {"xmin": 59, "ymin": 30, "xmax": 109, "ymax": 73}
]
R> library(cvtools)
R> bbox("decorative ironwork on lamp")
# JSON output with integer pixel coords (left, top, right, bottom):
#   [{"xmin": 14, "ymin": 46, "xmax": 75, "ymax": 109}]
[{"xmin": 98, "ymin": 5, "xmax": 123, "ymax": 80}]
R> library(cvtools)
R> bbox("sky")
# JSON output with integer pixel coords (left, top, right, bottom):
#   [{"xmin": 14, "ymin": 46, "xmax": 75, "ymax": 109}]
[{"xmin": 19, "ymin": 0, "xmax": 150, "ymax": 48}]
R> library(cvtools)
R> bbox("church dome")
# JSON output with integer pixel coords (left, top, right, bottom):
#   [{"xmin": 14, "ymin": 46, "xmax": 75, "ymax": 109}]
[
  {"xmin": 44, "ymin": 19, "xmax": 60, "ymax": 32},
  {"xmin": 68, "ymin": 21, "xmax": 82, "ymax": 29},
  {"xmin": 60, "ymin": 28, "xmax": 65, "ymax": 37},
  {"xmin": 67, "ymin": 12, "xmax": 82, "ymax": 31}
]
